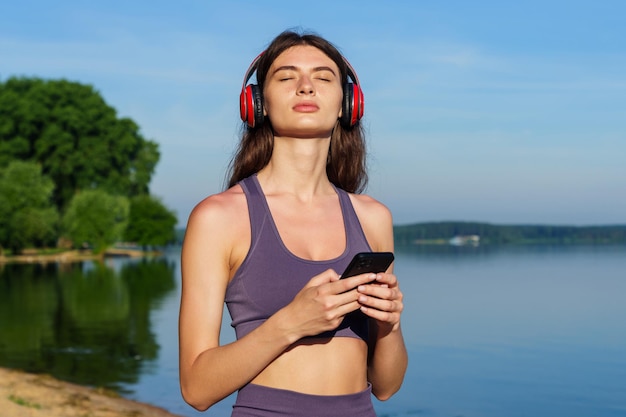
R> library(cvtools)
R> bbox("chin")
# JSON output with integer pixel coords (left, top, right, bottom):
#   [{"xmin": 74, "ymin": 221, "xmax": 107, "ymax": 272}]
[
  {"xmin": 276, "ymin": 130, "xmax": 333, "ymax": 139},
  {"xmin": 273, "ymin": 123, "xmax": 336, "ymax": 139}
]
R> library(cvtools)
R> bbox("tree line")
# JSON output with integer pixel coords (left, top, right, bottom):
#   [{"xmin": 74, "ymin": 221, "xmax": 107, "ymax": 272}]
[
  {"xmin": 394, "ymin": 221, "xmax": 626, "ymax": 245},
  {"xmin": 0, "ymin": 77, "xmax": 177, "ymax": 254}
]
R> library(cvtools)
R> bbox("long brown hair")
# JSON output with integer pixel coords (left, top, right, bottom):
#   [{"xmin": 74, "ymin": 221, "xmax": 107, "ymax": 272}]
[{"xmin": 226, "ymin": 30, "xmax": 368, "ymax": 193}]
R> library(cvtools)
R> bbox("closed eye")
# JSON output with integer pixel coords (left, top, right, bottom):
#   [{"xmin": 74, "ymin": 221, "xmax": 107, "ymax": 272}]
[
  {"xmin": 314, "ymin": 68, "xmax": 336, "ymax": 82},
  {"xmin": 273, "ymin": 67, "xmax": 297, "ymax": 82}
]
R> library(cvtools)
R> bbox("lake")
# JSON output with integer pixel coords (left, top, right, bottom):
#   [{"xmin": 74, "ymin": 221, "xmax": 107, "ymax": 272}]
[{"xmin": 1, "ymin": 244, "xmax": 625, "ymax": 417}]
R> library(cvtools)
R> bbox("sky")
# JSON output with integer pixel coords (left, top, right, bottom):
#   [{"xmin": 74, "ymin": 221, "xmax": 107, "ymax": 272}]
[{"xmin": 2, "ymin": 0, "xmax": 625, "ymax": 226}]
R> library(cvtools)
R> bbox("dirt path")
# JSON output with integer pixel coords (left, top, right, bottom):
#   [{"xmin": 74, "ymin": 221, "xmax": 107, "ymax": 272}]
[{"xmin": 0, "ymin": 367, "xmax": 185, "ymax": 417}]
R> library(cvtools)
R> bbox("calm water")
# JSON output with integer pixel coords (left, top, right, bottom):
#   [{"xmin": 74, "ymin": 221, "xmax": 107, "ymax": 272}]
[{"xmin": 1, "ymin": 244, "xmax": 625, "ymax": 417}]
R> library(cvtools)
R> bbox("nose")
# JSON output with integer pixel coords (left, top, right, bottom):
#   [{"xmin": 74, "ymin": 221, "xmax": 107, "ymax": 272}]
[{"xmin": 296, "ymin": 75, "xmax": 315, "ymax": 95}]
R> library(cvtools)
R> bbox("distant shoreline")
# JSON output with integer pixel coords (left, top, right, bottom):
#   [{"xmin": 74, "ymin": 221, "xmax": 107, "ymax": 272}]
[
  {"xmin": 393, "ymin": 221, "xmax": 626, "ymax": 246},
  {"xmin": 0, "ymin": 248, "xmax": 161, "ymax": 264}
]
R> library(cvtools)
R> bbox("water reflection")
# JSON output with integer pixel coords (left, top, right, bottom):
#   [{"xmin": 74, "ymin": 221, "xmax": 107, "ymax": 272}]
[
  {"xmin": 395, "ymin": 241, "xmax": 626, "ymax": 259},
  {"xmin": 0, "ymin": 257, "xmax": 176, "ymax": 392},
  {"xmin": 3, "ymin": 246, "xmax": 626, "ymax": 417}
]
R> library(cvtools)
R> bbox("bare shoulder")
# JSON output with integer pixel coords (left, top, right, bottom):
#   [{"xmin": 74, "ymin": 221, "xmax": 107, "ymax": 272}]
[
  {"xmin": 349, "ymin": 193, "xmax": 392, "ymax": 220},
  {"xmin": 186, "ymin": 185, "xmax": 247, "ymax": 229},
  {"xmin": 348, "ymin": 193, "xmax": 394, "ymax": 252},
  {"xmin": 183, "ymin": 184, "xmax": 250, "ymax": 272}
]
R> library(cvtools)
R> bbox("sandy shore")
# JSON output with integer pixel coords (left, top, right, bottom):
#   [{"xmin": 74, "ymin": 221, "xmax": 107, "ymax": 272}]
[{"xmin": 0, "ymin": 367, "xmax": 185, "ymax": 417}]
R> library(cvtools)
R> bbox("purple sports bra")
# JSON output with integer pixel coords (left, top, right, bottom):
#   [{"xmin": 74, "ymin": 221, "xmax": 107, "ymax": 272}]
[{"xmin": 224, "ymin": 174, "xmax": 373, "ymax": 342}]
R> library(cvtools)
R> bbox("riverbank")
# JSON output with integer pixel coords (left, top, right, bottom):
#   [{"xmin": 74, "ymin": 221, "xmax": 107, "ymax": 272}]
[
  {"xmin": 0, "ymin": 248, "xmax": 159, "ymax": 264},
  {"xmin": 0, "ymin": 367, "xmax": 185, "ymax": 417}
]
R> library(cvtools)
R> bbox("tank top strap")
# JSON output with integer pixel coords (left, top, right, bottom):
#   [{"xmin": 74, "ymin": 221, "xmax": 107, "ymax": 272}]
[
  {"xmin": 334, "ymin": 186, "xmax": 371, "ymax": 251},
  {"xmin": 239, "ymin": 175, "xmax": 267, "ymax": 245}
]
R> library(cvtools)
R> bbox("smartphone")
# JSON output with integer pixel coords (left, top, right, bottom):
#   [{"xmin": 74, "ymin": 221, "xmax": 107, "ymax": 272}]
[{"xmin": 340, "ymin": 252, "xmax": 395, "ymax": 279}]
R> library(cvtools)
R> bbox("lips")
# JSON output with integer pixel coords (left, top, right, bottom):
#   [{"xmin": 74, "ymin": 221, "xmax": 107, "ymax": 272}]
[{"xmin": 293, "ymin": 101, "xmax": 319, "ymax": 113}]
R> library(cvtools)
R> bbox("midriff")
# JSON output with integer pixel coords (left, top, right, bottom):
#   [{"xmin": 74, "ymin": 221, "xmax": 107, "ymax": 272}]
[{"xmin": 250, "ymin": 336, "xmax": 368, "ymax": 394}]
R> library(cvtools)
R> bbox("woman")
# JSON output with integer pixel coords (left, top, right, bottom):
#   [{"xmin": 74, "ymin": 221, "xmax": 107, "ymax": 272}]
[{"xmin": 179, "ymin": 29, "xmax": 407, "ymax": 416}]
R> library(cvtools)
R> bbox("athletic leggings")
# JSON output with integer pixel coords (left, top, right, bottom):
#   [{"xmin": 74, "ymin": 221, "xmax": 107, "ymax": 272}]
[{"xmin": 231, "ymin": 383, "xmax": 377, "ymax": 417}]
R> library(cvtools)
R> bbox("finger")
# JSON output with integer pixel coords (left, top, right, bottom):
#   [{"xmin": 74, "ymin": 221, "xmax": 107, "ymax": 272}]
[
  {"xmin": 359, "ymin": 305, "xmax": 400, "ymax": 324},
  {"xmin": 372, "ymin": 272, "xmax": 397, "ymax": 287},
  {"xmin": 336, "ymin": 298, "xmax": 364, "ymax": 316},
  {"xmin": 334, "ymin": 273, "xmax": 378, "ymax": 292},
  {"xmin": 305, "ymin": 269, "xmax": 341, "ymax": 288},
  {"xmin": 357, "ymin": 284, "xmax": 400, "ymax": 302},
  {"xmin": 358, "ymin": 292, "xmax": 399, "ymax": 312}
]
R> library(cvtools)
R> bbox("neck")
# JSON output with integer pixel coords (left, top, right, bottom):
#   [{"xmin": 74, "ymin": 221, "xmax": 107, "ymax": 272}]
[{"xmin": 257, "ymin": 135, "xmax": 333, "ymax": 199}]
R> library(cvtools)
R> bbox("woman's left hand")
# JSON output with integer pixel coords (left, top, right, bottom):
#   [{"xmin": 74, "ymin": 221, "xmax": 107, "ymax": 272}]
[{"xmin": 356, "ymin": 273, "xmax": 404, "ymax": 333}]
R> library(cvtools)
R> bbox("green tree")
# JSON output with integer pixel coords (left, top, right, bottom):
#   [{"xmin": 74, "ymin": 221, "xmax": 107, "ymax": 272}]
[
  {"xmin": 0, "ymin": 77, "xmax": 160, "ymax": 210},
  {"xmin": 62, "ymin": 189, "xmax": 129, "ymax": 253},
  {"xmin": 124, "ymin": 195, "xmax": 177, "ymax": 247},
  {"xmin": 0, "ymin": 161, "xmax": 59, "ymax": 252}
]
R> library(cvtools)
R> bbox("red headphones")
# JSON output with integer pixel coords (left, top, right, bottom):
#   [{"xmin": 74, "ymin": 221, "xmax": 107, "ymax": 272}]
[{"xmin": 239, "ymin": 51, "xmax": 364, "ymax": 129}]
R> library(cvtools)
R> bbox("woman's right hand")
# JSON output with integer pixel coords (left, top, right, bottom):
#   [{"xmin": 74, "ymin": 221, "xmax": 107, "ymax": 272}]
[{"xmin": 276, "ymin": 269, "xmax": 378, "ymax": 342}]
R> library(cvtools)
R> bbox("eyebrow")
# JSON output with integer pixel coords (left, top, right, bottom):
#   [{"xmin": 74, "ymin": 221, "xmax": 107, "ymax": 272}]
[{"xmin": 271, "ymin": 65, "xmax": 337, "ymax": 76}]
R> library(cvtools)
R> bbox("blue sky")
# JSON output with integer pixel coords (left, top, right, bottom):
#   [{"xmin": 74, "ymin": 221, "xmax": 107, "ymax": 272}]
[{"xmin": 2, "ymin": 0, "xmax": 624, "ymax": 226}]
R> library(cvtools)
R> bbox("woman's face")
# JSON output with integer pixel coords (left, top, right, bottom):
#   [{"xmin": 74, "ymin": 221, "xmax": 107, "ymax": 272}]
[{"xmin": 263, "ymin": 45, "xmax": 343, "ymax": 139}]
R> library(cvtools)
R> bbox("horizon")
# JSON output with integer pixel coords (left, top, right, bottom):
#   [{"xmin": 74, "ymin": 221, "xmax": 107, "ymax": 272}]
[
  {"xmin": 174, "ymin": 221, "xmax": 626, "ymax": 231},
  {"xmin": 394, "ymin": 221, "xmax": 626, "ymax": 227},
  {"xmin": 2, "ymin": 1, "xmax": 625, "ymax": 227}
]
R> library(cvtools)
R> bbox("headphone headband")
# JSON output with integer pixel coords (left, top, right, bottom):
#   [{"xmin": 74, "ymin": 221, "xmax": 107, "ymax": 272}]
[
  {"xmin": 241, "ymin": 51, "xmax": 265, "ymax": 92},
  {"xmin": 239, "ymin": 50, "xmax": 364, "ymax": 128}
]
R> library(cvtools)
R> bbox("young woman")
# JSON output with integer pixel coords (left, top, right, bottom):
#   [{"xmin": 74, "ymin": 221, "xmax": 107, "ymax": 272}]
[{"xmin": 179, "ymin": 30, "xmax": 407, "ymax": 417}]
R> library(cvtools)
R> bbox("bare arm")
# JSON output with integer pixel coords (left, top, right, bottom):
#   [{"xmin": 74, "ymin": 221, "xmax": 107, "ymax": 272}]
[
  {"xmin": 178, "ymin": 193, "xmax": 286, "ymax": 410},
  {"xmin": 351, "ymin": 195, "xmax": 409, "ymax": 400},
  {"xmin": 361, "ymin": 270, "xmax": 408, "ymax": 400}
]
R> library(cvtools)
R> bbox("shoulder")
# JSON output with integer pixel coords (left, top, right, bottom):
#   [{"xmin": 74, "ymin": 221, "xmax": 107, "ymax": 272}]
[
  {"xmin": 348, "ymin": 193, "xmax": 394, "ymax": 252},
  {"xmin": 186, "ymin": 184, "xmax": 247, "ymax": 229},
  {"xmin": 189, "ymin": 185, "xmax": 247, "ymax": 224},
  {"xmin": 349, "ymin": 193, "xmax": 392, "ymax": 221},
  {"xmin": 183, "ymin": 184, "xmax": 250, "ymax": 269}
]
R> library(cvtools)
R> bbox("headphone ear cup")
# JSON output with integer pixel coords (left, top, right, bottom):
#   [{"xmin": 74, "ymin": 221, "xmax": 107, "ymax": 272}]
[
  {"xmin": 341, "ymin": 82, "xmax": 364, "ymax": 128},
  {"xmin": 250, "ymin": 84, "xmax": 264, "ymax": 128},
  {"xmin": 341, "ymin": 82, "xmax": 354, "ymax": 128},
  {"xmin": 354, "ymin": 84, "xmax": 364, "ymax": 123},
  {"xmin": 240, "ymin": 84, "xmax": 264, "ymax": 128},
  {"xmin": 239, "ymin": 85, "xmax": 251, "ymax": 126}
]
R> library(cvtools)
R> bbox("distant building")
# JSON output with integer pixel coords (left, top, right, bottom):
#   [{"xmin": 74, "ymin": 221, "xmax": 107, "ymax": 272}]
[{"xmin": 449, "ymin": 235, "xmax": 480, "ymax": 246}]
